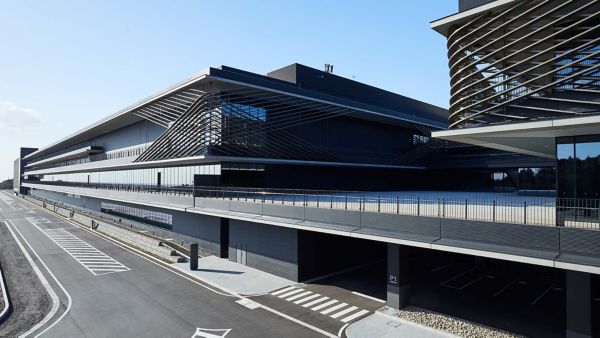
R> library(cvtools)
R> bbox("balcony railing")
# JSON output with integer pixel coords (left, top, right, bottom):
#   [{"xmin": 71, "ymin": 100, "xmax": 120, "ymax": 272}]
[{"xmin": 23, "ymin": 181, "xmax": 600, "ymax": 230}]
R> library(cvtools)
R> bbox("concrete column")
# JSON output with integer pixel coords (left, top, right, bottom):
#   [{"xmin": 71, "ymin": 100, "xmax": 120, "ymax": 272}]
[
  {"xmin": 566, "ymin": 270, "xmax": 593, "ymax": 338},
  {"xmin": 387, "ymin": 243, "xmax": 410, "ymax": 309}
]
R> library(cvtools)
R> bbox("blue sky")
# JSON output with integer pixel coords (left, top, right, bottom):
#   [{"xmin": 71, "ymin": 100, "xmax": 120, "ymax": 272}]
[{"xmin": 0, "ymin": 0, "xmax": 456, "ymax": 179}]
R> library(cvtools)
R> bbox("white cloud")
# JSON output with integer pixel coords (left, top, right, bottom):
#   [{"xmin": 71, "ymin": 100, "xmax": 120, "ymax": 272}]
[{"xmin": 0, "ymin": 100, "xmax": 44, "ymax": 130}]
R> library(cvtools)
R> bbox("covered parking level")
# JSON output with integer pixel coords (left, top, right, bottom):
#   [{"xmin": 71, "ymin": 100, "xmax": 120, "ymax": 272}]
[{"xmin": 391, "ymin": 246, "xmax": 600, "ymax": 338}]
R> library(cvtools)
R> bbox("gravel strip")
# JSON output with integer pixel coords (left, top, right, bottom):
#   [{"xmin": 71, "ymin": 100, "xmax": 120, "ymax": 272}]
[{"xmin": 387, "ymin": 306, "xmax": 523, "ymax": 338}]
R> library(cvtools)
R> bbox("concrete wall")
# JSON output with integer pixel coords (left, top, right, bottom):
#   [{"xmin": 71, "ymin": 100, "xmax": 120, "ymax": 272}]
[
  {"xmin": 229, "ymin": 220, "xmax": 299, "ymax": 281},
  {"xmin": 31, "ymin": 189, "xmax": 101, "ymax": 211},
  {"xmin": 171, "ymin": 211, "xmax": 221, "ymax": 255}
]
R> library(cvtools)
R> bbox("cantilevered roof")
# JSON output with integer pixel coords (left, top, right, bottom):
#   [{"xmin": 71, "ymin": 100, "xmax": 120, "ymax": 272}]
[
  {"xmin": 430, "ymin": 0, "xmax": 518, "ymax": 36},
  {"xmin": 26, "ymin": 64, "xmax": 448, "ymax": 161},
  {"xmin": 432, "ymin": 115, "xmax": 600, "ymax": 159}
]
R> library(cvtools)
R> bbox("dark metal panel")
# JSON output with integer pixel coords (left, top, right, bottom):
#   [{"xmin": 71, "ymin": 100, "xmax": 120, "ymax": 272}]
[
  {"xmin": 304, "ymin": 207, "xmax": 361, "ymax": 227},
  {"xmin": 172, "ymin": 211, "xmax": 221, "ymax": 255},
  {"xmin": 229, "ymin": 219, "xmax": 299, "ymax": 281},
  {"xmin": 441, "ymin": 219, "xmax": 560, "ymax": 251},
  {"xmin": 559, "ymin": 228, "xmax": 600, "ymax": 256},
  {"xmin": 361, "ymin": 213, "xmax": 441, "ymax": 238}
]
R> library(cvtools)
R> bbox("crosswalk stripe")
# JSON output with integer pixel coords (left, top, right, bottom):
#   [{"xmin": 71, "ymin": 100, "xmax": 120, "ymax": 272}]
[
  {"xmin": 312, "ymin": 299, "xmax": 338, "ymax": 311},
  {"xmin": 271, "ymin": 286, "xmax": 296, "ymax": 296},
  {"xmin": 340, "ymin": 309, "xmax": 369, "ymax": 323},
  {"xmin": 302, "ymin": 296, "xmax": 329, "ymax": 308},
  {"xmin": 294, "ymin": 293, "xmax": 321, "ymax": 304},
  {"xmin": 42, "ymin": 228, "xmax": 129, "ymax": 276},
  {"xmin": 320, "ymin": 302, "xmax": 347, "ymax": 314},
  {"xmin": 278, "ymin": 288, "xmax": 304, "ymax": 298},
  {"xmin": 330, "ymin": 306, "xmax": 358, "ymax": 319},
  {"xmin": 286, "ymin": 291, "xmax": 312, "ymax": 301}
]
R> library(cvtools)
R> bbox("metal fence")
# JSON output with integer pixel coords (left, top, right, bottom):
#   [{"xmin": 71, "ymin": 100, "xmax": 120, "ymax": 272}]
[{"xmin": 24, "ymin": 181, "xmax": 600, "ymax": 230}]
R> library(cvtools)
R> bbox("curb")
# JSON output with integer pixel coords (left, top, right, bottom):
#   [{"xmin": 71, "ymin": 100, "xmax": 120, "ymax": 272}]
[
  {"xmin": 0, "ymin": 261, "xmax": 11, "ymax": 324},
  {"xmin": 373, "ymin": 307, "xmax": 460, "ymax": 338}
]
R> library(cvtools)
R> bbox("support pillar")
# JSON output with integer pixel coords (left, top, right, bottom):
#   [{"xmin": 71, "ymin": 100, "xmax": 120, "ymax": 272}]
[
  {"xmin": 387, "ymin": 243, "xmax": 410, "ymax": 309},
  {"xmin": 566, "ymin": 270, "xmax": 593, "ymax": 338},
  {"xmin": 190, "ymin": 243, "xmax": 198, "ymax": 271}
]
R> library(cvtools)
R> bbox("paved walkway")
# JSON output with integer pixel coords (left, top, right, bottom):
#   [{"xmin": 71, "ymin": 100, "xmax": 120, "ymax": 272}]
[
  {"xmin": 172, "ymin": 255, "xmax": 294, "ymax": 296},
  {"xmin": 346, "ymin": 310, "xmax": 455, "ymax": 338}
]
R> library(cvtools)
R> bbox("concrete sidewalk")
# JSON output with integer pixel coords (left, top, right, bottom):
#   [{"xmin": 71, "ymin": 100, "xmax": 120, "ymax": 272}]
[
  {"xmin": 172, "ymin": 255, "xmax": 296, "ymax": 296},
  {"xmin": 346, "ymin": 308, "xmax": 455, "ymax": 338}
]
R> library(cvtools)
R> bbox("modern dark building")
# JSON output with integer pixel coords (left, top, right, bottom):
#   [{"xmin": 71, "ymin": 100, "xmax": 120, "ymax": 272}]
[
  {"xmin": 432, "ymin": 1, "xmax": 600, "ymax": 337},
  {"xmin": 14, "ymin": 58, "xmax": 598, "ymax": 336}
]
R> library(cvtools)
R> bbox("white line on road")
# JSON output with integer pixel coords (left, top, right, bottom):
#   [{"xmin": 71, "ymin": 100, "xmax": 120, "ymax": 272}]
[
  {"xmin": 278, "ymin": 288, "xmax": 304, "ymax": 298},
  {"xmin": 5, "ymin": 220, "xmax": 73, "ymax": 338},
  {"xmin": 270, "ymin": 286, "xmax": 296, "ymax": 296},
  {"xmin": 285, "ymin": 291, "xmax": 312, "ymax": 301},
  {"xmin": 294, "ymin": 293, "xmax": 321, "ymax": 304},
  {"xmin": 34, "ymin": 223, "xmax": 130, "ymax": 276},
  {"xmin": 319, "ymin": 302, "xmax": 346, "ymax": 314},
  {"xmin": 337, "ymin": 323, "xmax": 349, "ymax": 337},
  {"xmin": 312, "ymin": 299, "xmax": 338, "ymax": 312},
  {"xmin": 340, "ymin": 309, "xmax": 369, "ymax": 323},
  {"xmin": 351, "ymin": 291, "xmax": 386, "ymax": 303},
  {"xmin": 302, "ymin": 296, "xmax": 329, "ymax": 308},
  {"xmin": 330, "ymin": 306, "xmax": 357, "ymax": 319},
  {"xmin": 19, "ymin": 195, "xmax": 338, "ymax": 338}
]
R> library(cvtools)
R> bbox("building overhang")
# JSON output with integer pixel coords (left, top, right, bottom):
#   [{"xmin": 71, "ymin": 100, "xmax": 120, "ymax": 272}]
[
  {"xmin": 25, "ymin": 64, "xmax": 447, "ymax": 162},
  {"xmin": 26, "ymin": 146, "xmax": 103, "ymax": 168},
  {"xmin": 430, "ymin": 0, "xmax": 517, "ymax": 36},
  {"xmin": 432, "ymin": 115, "xmax": 600, "ymax": 160},
  {"xmin": 24, "ymin": 155, "xmax": 425, "ymax": 176}
]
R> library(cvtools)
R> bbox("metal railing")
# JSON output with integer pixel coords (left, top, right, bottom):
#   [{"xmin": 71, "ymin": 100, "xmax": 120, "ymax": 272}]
[{"xmin": 23, "ymin": 180, "xmax": 600, "ymax": 230}]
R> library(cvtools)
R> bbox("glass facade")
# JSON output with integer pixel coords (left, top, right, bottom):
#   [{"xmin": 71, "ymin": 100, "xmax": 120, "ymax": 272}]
[
  {"xmin": 556, "ymin": 136, "xmax": 600, "ymax": 199},
  {"xmin": 37, "ymin": 164, "xmax": 221, "ymax": 187},
  {"xmin": 101, "ymin": 202, "xmax": 173, "ymax": 229}
]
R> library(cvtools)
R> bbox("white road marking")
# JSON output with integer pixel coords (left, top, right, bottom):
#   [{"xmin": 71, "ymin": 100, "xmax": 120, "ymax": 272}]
[
  {"xmin": 5, "ymin": 220, "xmax": 73, "ymax": 338},
  {"xmin": 19, "ymin": 195, "xmax": 338, "ymax": 338},
  {"xmin": 330, "ymin": 306, "xmax": 357, "ymax": 319},
  {"xmin": 285, "ymin": 291, "xmax": 312, "ymax": 301},
  {"xmin": 351, "ymin": 291, "xmax": 386, "ymax": 303},
  {"xmin": 235, "ymin": 298, "xmax": 261, "ymax": 310},
  {"xmin": 312, "ymin": 299, "xmax": 338, "ymax": 311},
  {"xmin": 270, "ymin": 283, "xmax": 372, "ymax": 323},
  {"xmin": 270, "ymin": 286, "xmax": 296, "ymax": 296},
  {"xmin": 191, "ymin": 328, "xmax": 231, "ymax": 338},
  {"xmin": 278, "ymin": 288, "xmax": 304, "ymax": 298},
  {"xmin": 42, "ymin": 227, "xmax": 130, "ymax": 276},
  {"xmin": 337, "ymin": 323, "xmax": 349, "ymax": 337},
  {"xmin": 302, "ymin": 296, "xmax": 329, "ymax": 308},
  {"xmin": 340, "ymin": 309, "xmax": 369, "ymax": 323},
  {"xmin": 294, "ymin": 293, "xmax": 321, "ymax": 304},
  {"xmin": 319, "ymin": 302, "xmax": 346, "ymax": 314}
]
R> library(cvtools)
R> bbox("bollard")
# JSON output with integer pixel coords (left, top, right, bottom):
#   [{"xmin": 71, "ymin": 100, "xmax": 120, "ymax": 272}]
[{"xmin": 190, "ymin": 243, "xmax": 199, "ymax": 270}]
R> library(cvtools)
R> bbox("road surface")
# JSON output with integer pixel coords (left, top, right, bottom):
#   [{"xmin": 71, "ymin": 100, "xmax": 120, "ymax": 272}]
[{"xmin": 0, "ymin": 191, "xmax": 326, "ymax": 338}]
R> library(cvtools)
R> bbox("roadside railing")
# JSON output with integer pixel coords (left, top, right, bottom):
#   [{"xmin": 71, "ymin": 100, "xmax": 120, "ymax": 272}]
[{"xmin": 22, "ymin": 181, "xmax": 600, "ymax": 230}]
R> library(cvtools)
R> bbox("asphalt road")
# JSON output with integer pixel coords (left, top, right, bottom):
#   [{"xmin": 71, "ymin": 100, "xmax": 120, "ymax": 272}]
[
  {"xmin": 0, "ymin": 219, "xmax": 53, "ymax": 337},
  {"xmin": 0, "ymin": 191, "xmax": 325, "ymax": 338}
]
